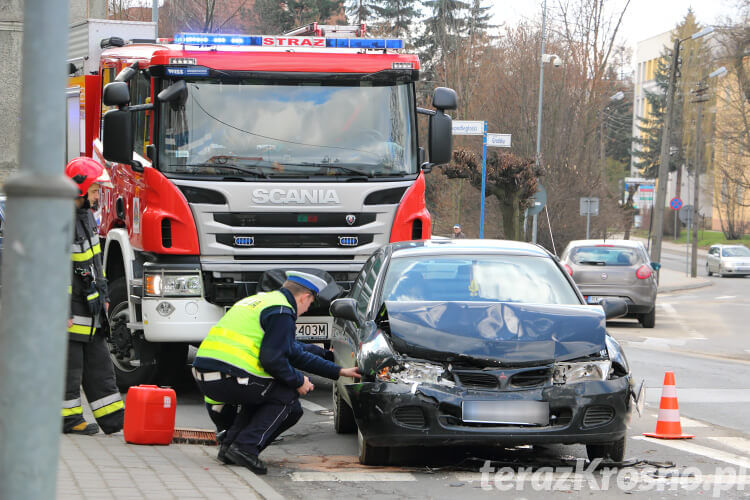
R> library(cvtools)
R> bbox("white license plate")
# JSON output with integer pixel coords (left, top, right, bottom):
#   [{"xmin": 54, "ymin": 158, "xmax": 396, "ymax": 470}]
[
  {"xmin": 462, "ymin": 400, "xmax": 549, "ymax": 425},
  {"xmin": 586, "ymin": 296, "xmax": 605, "ymax": 304},
  {"xmin": 295, "ymin": 321, "xmax": 330, "ymax": 339}
]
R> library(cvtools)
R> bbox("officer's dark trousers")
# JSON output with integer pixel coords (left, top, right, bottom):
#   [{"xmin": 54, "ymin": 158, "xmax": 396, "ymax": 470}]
[
  {"xmin": 197, "ymin": 375, "xmax": 303, "ymax": 456},
  {"xmin": 63, "ymin": 335, "xmax": 124, "ymax": 434}
]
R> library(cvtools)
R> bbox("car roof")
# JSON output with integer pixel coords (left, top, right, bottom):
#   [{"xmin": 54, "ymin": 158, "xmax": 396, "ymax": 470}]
[
  {"xmin": 390, "ymin": 239, "xmax": 551, "ymax": 258},
  {"xmin": 565, "ymin": 239, "xmax": 645, "ymax": 249},
  {"xmin": 712, "ymin": 244, "xmax": 748, "ymax": 248}
]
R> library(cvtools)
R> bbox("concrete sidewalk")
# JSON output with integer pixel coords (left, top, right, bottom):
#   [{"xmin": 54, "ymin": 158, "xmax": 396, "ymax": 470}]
[
  {"xmin": 56, "ymin": 433, "xmax": 280, "ymax": 500},
  {"xmin": 657, "ymin": 267, "xmax": 711, "ymax": 293}
]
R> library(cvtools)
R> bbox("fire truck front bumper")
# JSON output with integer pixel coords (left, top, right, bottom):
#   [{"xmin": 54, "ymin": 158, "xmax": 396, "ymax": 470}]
[{"xmin": 141, "ymin": 297, "xmax": 224, "ymax": 342}]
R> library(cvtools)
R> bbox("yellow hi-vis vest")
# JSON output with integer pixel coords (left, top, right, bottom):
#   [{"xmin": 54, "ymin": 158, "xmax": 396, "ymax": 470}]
[{"xmin": 195, "ymin": 291, "xmax": 294, "ymax": 378}]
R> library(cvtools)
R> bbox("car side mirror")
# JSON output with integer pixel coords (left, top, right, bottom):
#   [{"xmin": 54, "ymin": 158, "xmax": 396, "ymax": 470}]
[
  {"xmin": 599, "ymin": 297, "xmax": 628, "ymax": 320},
  {"xmin": 330, "ymin": 298, "xmax": 360, "ymax": 327},
  {"xmin": 650, "ymin": 262, "xmax": 661, "ymax": 271},
  {"xmin": 432, "ymin": 87, "xmax": 457, "ymax": 111},
  {"xmin": 158, "ymin": 80, "xmax": 188, "ymax": 110},
  {"xmin": 427, "ymin": 111, "xmax": 452, "ymax": 167},
  {"xmin": 102, "ymin": 109, "xmax": 134, "ymax": 165},
  {"xmin": 102, "ymin": 81, "xmax": 130, "ymax": 107}
]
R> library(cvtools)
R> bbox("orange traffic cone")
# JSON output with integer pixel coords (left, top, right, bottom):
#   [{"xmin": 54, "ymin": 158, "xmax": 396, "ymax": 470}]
[{"xmin": 643, "ymin": 371, "xmax": 694, "ymax": 439}]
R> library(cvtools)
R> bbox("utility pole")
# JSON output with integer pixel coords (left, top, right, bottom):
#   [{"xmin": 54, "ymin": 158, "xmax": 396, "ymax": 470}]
[
  {"xmin": 533, "ymin": 0, "xmax": 547, "ymax": 244},
  {"xmin": 0, "ymin": 0, "xmax": 77, "ymax": 499},
  {"xmin": 650, "ymin": 37, "xmax": 680, "ymax": 276},
  {"xmin": 691, "ymin": 81, "xmax": 708, "ymax": 277},
  {"xmin": 650, "ymin": 27, "xmax": 714, "ymax": 276}
]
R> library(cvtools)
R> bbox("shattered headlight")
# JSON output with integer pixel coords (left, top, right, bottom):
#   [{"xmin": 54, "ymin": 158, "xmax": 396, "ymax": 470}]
[
  {"xmin": 553, "ymin": 360, "xmax": 611, "ymax": 384},
  {"xmin": 377, "ymin": 361, "xmax": 455, "ymax": 388}
]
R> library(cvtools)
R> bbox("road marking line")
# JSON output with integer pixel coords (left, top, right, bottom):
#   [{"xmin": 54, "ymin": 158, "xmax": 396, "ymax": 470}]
[
  {"xmin": 300, "ymin": 399, "xmax": 328, "ymax": 412},
  {"xmin": 679, "ymin": 416, "xmax": 709, "ymax": 428},
  {"xmin": 633, "ymin": 436, "xmax": 750, "ymax": 468},
  {"xmin": 716, "ymin": 296, "xmax": 736, "ymax": 300},
  {"xmin": 291, "ymin": 472, "xmax": 416, "ymax": 482},
  {"xmin": 708, "ymin": 437, "xmax": 750, "ymax": 456},
  {"xmin": 660, "ymin": 303, "xmax": 677, "ymax": 315}
]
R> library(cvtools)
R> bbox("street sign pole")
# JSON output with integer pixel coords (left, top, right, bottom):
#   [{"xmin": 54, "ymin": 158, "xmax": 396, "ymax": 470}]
[
  {"xmin": 480, "ymin": 121, "xmax": 487, "ymax": 238},
  {"xmin": 587, "ymin": 208, "xmax": 591, "ymax": 239}
]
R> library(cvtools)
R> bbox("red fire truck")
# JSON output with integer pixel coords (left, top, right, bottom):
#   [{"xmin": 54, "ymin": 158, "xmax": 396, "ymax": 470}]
[{"xmin": 68, "ymin": 22, "xmax": 456, "ymax": 388}]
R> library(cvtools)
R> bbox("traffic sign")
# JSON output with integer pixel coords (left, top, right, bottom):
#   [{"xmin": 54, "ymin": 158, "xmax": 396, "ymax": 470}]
[
  {"xmin": 579, "ymin": 197, "xmax": 599, "ymax": 216},
  {"xmin": 452, "ymin": 120, "xmax": 485, "ymax": 135},
  {"xmin": 670, "ymin": 197, "xmax": 683, "ymax": 211},
  {"xmin": 679, "ymin": 204, "xmax": 694, "ymax": 224},
  {"xmin": 486, "ymin": 133, "xmax": 511, "ymax": 148},
  {"xmin": 527, "ymin": 185, "xmax": 546, "ymax": 216}
]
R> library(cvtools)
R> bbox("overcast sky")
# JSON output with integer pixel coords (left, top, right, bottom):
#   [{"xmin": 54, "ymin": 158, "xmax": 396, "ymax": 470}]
[{"xmin": 490, "ymin": 0, "xmax": 738, "ymax": 51}]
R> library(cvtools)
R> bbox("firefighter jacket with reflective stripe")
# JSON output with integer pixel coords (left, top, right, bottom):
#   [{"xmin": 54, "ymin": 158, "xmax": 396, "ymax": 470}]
[
  {"xmin": 69, "ymin": 208, "xmax": 109, "ymax": 342},
  {"xmin": 194, "ymin": 291, "xmax": 293, "ymax": 378}
]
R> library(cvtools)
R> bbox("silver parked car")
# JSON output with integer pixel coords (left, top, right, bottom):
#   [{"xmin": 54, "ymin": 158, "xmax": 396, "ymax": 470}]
[
  {"xmin": 561, "ymin": 240, "xmax": 658, "ymax": 328},
  {"xmin": 706, "ymin": 244, "xmax": 750, "ymax": 277}
]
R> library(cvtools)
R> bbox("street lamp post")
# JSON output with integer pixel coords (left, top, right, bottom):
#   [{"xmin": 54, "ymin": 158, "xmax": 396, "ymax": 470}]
[
  {"xmin": 690, "ymin": 66, "xmax": 727, "ymax": 277},
  {"xmin": 533, "ymin": 0, "xmax": 562, "ymax": 244},
  {"xmin": 650, "ymin": 26, "xmax": 714, "ymax": 279}
]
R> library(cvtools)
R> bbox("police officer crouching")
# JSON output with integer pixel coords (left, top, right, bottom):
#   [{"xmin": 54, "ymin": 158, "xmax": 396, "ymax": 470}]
[{"xmin": 192, "ymin": 271, "xmax": 361, "ymax": 474}]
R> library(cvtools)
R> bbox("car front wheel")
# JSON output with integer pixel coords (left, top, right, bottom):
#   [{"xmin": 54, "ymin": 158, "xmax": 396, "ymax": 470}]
[{"xmin": 333, "ymin": 383, "xmax": 356, "ymax": 434}]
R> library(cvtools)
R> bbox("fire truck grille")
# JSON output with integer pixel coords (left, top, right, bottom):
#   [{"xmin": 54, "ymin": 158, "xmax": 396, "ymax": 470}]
[
  {"xmin": 216, "ymin": 233, "xmax": 374, "ymax": 249},
  {"xmin": 213, "ymin": 212, "xmax": 376, "ymax": 228}
]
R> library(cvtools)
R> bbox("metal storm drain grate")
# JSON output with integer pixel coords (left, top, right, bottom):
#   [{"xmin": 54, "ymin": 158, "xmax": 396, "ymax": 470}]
[{"xmin": 172, "ymin": 428, "xmax": 217, "ymax": 445}]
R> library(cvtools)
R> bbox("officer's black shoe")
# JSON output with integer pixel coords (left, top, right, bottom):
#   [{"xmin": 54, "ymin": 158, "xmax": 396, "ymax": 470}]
[
  {"xmin": 217, "ymin": 442, "xmax": 234, "ymax": 465},
  {"xmin": 63, "ymin": 420, "xmax": 99, "ymax": 435},
  {"xmin": 224, "ymin": 444, "xmax": 267, "ymax": 475},
  {"xmin": 216, "ymin": 429, "xmax": 227, "ymax": 443}
]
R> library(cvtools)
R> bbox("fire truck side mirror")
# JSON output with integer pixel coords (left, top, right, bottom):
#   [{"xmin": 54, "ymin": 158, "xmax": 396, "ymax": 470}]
[
  {"xmin": 102, "ymin": 109, "xmax": 134, "ymax": 166},
  {"xmin": 432, "ymin": 87, "xmax": 457, "ymax": 111},
  {"xmin": 158, "ymin": 80, "xmax": 188, "ymax": 110},
  {"xmin": 102, "ymin": 82, "xmax": 130, "ymax": 107},
  {"xmin": 428, "ymin": 111, "xmax": 453, "ymax": 167}
]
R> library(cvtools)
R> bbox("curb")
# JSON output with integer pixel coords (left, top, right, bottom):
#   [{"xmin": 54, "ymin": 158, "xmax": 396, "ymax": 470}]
[{"xmin": 658, "ymin": 280, "xmax": 713, "ymax": 294}]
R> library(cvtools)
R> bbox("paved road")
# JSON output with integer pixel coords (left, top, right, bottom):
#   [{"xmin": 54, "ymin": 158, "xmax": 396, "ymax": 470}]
[{"xmin": 160, "ymin": 243, "xmax": 750, "ymax": 498}]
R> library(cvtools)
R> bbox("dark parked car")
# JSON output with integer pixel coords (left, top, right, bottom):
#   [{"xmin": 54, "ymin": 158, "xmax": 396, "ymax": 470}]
[
  {"xmin": 560, "ymin": 240, "xmax": 658, "ymax": 328},
  {"xmin": 330, "ymin": 239, "xmax": 639, "ymax": 465}
]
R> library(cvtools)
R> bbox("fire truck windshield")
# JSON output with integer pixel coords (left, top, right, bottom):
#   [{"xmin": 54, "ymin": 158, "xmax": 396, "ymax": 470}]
[{"xmin": 158, "ymin": 79, "xmax": 417, "ymax": 179}]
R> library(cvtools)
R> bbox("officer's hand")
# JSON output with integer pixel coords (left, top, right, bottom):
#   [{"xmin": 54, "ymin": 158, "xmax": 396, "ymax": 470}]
[
  {"xmin": 297, "ymin": 376, "xmax": 314, "ymax": 395},
  {"xmin": 339, "ymin": 367, "xmax": 362, "ymax": 379},
  {"xmin": 105, "ymin": 302, "xmax": 109, "ymax": 313},
  {"xmin": 67, "ymin": 318, "xmax": 73, "ymax": 329}
]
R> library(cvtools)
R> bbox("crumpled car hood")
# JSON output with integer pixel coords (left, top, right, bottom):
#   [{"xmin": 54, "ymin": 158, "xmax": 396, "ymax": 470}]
[{"xmin": 385, "ymin": 301, "xmax": 607, "ymax": 366}]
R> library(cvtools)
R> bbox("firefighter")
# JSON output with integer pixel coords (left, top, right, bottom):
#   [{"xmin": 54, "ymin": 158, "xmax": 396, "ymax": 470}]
[
  {"xmin": 62, "ymin": 157, "xmax": 124, "ymax": 435},
  {"xmin": 192, "ymin": 271, "xmax": 361, "ymax": 474}
]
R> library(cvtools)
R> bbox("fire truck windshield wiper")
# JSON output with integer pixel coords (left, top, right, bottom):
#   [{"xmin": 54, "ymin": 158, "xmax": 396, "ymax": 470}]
[
  {"xmin": 284, "ymin": 162, "xmax": 372, "ymax": 177},
  {"xmin": 174, "ymin": 163, "xmax": 270, "ymax": 178}
]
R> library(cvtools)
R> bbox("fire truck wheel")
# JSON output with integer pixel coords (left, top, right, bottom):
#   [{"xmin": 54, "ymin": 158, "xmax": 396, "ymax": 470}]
[{"xmin": 107, "ymin": 277, "xmax": 158, "ymax": 391}]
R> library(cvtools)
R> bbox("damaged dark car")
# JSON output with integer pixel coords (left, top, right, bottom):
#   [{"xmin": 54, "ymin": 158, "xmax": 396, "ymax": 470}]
[{"xmin": 330, "ymin": 239, "xmax": 641, "ymax": 465}]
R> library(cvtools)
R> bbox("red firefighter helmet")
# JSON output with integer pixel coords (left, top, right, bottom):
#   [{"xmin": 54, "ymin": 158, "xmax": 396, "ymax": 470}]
[{"xmin": 65, "ymin": 157, "xmax": 105, "ymax": 197}]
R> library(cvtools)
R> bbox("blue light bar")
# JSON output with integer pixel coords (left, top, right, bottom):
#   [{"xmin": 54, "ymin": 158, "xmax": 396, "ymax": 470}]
[{"xmin": 174, "ymin": 32, "xmax": 403, "ymax": 50}]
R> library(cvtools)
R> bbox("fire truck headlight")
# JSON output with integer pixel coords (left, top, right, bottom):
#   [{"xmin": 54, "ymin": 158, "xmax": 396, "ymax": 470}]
[{"xmin": 145, "ymin": 272, "xmax": 202, "ymax": 297}]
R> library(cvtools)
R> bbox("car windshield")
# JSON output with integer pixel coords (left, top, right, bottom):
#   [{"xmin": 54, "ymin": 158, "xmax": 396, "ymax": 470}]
[
  {"xmin": 722, "ymin": 246, "xmax": 750, "ymax": 257},
  {"xmin": 569, "ymin": 246, "xmax": 641, "ymax": 266},
  {"xmin": 158, "ymin": 79, "xmax": 416, "ymax": 179},
  {"xmin": 382, "ymin": 254, "xmax": 580, "ymax": 305}
]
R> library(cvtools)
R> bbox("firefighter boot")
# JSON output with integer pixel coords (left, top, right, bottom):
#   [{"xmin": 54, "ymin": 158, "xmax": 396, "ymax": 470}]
[{"xmin": 63, "ymin": 419, "xmax": 100, "ymax": 435}]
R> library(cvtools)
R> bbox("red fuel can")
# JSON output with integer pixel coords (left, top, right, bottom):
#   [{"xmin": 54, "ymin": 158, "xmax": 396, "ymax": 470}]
[{"xmin": 123, "ymin": 385, "xmax": 177, "ymax": 445}]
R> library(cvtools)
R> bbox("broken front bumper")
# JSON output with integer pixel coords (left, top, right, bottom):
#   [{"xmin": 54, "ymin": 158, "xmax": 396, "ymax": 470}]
[{"xmin": 345, "ymin": 376, "xmax": 632, "ymax": 448}]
